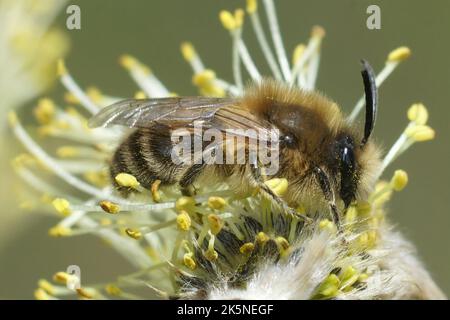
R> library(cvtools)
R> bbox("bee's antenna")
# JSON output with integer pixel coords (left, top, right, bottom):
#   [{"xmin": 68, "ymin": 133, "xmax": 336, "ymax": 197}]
[{"xmin": 360, "ymin": 59, "xmax": 378, "ymax": 147}]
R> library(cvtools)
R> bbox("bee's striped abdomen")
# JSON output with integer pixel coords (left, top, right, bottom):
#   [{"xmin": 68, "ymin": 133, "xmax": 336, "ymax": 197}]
[{"xmin": 110, "ymin": 124, "xmax": 183, "ymax": 195}]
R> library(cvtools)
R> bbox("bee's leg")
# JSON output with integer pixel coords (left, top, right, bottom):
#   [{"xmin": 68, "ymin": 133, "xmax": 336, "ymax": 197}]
[
  {"xmin": 249, "ymin": 165, "xmax": 312, "ymax": 224},
  {"xmin": 313, "ymin": 167, "xmax": 341, "ymax": 230},
  {"xmin": 179, "ymin": 163, "xmax": 204, "ymax": 196}
]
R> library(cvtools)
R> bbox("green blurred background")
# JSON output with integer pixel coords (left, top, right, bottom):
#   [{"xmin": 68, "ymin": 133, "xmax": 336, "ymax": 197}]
[{"xmin": 0, "ymin": 0, "xmax": 449, "ymax": 298}]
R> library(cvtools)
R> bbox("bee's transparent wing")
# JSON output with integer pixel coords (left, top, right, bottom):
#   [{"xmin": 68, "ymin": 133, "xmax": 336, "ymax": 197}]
[
  {"xmin": 88, "ymin": 97, "xmax": 238, "ymax": 129},
  {"xmin": 88, "ymin": 97, "xmax": 278, "ymax": 143},
  {"xmin": 212, "ymin": 105, "xmax": 278, "ymax": 142},
  {"xmin": 199, "ymin": 105, "xmax": 280, "ymax": 168}
]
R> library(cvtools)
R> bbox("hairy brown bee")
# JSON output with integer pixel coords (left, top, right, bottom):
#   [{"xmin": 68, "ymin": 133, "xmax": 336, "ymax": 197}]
[{"xmin": 89, "ymin": 60, "xmax": 381, "ymax": 226}]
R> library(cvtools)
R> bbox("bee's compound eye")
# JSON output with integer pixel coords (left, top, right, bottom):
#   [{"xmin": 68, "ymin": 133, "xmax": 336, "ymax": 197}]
[
  {"xmin": 281, "ymin": 134, "xmax": 296, "ymax": 148},
  {"xmin": 342, "ymin": 147, "xmax": 355, "ymax": 170},
  {"xmin": 339, "ymin": 146, "xmax": 357, "ymax": 208}
]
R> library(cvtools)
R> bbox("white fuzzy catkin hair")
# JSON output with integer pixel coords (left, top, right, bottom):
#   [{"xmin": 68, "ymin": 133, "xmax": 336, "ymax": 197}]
[{"xmin": 207, "ymin": 226, "xmax": 446, "ymax": 300}]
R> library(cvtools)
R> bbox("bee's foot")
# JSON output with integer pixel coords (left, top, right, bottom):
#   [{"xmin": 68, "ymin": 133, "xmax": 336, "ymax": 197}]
[
  {"xmin": 286, "ymin": 207, "xmax": 313, "ymax": 225},
  {"xmin": 180, "ymin": 185, "xmax": 197, "ymax": 197}
]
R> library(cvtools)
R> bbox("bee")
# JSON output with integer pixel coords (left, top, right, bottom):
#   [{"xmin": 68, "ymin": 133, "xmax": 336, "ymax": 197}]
[{"xmin": 89, "ymin": 60, "xmax": 381, "ymax": 227}]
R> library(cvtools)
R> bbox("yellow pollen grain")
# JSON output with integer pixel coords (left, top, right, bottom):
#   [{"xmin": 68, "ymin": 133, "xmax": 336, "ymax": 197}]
[
  {"xmin": 34, "ymin": 288, "xmax": 51, "ymax": 300},
  {"xmin": 38, "ymin": 125, "xmax": 58, "ymax": 137},
  {"xmin": 86, "ymin": 87, "xmax": 103, "ymax": 103},
  {"xmin": 264, "ymin": 178, "xmax": 288, "ymax": 196},
  {"xmin": 408, "ymin": 103, "xmax": 429, "ymax": 125},
  {"xmin": 368, "ymin": 230, "xmax": 377, "ymax": 246},
  {"xmin": 239, "ymin": 242, "xmax": 255, "ymax": 254},
  {"xmin": 119, "ymin": 55, "xmax": 152, "ymax": 74},
  {"xmin": 311, "ymin": 25, "xmax": 326, "ymax": 38},
  {"xmin": 181, "ymin": 42, "xmax": 196, "ymax": 62},
  {"xmin": 319, "ymin": 219, "xmax": 336, "ymax": 233},
  {"xmin": 64, "ymin": 91, "xmax": 79, "ymax": 104},
  {"xmin": 175, "ymin": 196, "xmax": 196, "ymax": 212},
  {"xmin": 49, "ymin": 225, "xmax": 72, "ymax": 237},
  {"xmin": 140, "ymin": 65, "xmax": 152, "ymax": 75},
  {"xmin": 246, "ymin": 0, "xmax": 257, "ymax": 14},
  {"xmin": 183, "ymin": 253, "xmax": 197, "ymax": 270},
  {"xmin": 100, "ymin": 218, "xmax": 112, "ymax": 226},
  {"xmin": 207, "ymin": 214, "xmax": 224, "ymax": 235},
  {"xmin": 53, "ymin": 271, "xmax": 71, "ymax": 284},
  {"xmin": 134, "ymin": 91, "xmax": 146, "ymax": 99},
  {"xmin": 55, "ymin": 120, "xmax": 70, "ymax": 130},
  {"xmin": 119, "ymin": 54, "xmax": 137, "ymax": 70},
  {"xmin": 38, "ymin": 279, "xmax": 55, "ymax": 295},
  {"xmin": 193, "ymin": 69, "xmax": 216, "ymax": 86},
  {"xmin": 8, "ymin": 111, "xmax": 18, "ymax": 127},
  {"xmin": 275, "ymin": 236, "xmax": 290, "ymax": 251},
  {"xmin": 117, "ymin": 219, "xmax": 127, "ymax": 226},
  {"xmin": 405, "ymin": 125, "xmax": 435, "ymax": 142},
  {"xmin": 176, "ymin": 210, "xmax": 192, "ymax": 231},
  {"xmin": 357, "ymin": 232, "xmax": 369, "ymax": 248},
  {"xmin": 357, "ymin": 231, "xmax": 377, "ymax": 249},
  {"xmin": 371, "ymin": 181, "xmax": 392, "ymax": 206},
  {"xmin": 99, "ymin": 200, "xmax": 121, "ymax": 214},
  {"xmin": 234, "ymin": 9, "xmax": 245, "ymax": 28},
  {"xmin": 205, "ymin": 248, "xmax": 219, "ymax": 262},
  {"xmin": 345, "ymin": 206, "xmax": 358, "ymax": 225},
  {"xmin": 76, "ymin": 287, "xmax": 96, "ymax": 299},
  {"xmin": 192, "ymin": 69, "xmax": 225, "ymax": 97},
  {"xmin": 56, "ymin": 146, "xmax": 78, "ymax": 158},
  {"xmin": 356, "ymin": 201, "xmax": 372, "ymax": 215},
  {"xmin": 57, "ymin": 59, "xmax": 67, "ymax": 76},
  {"xmin": 368, "ymin": 216, "xmax": 380, "ymax": 229},
  {"xmin": 12, "ymin": 153, "xmax": 35, "ymax": 169},
  {"xmin": 52, "ymin": 198, "xmax": 71, "ymax": 216},
  {"xmin": 34, "ymin": 98, "xmax": 55, "ymax": 124},
  {"xmin": 151, "ymin": 180, "xmax": 162, "ymax": 203},
  {"xmin": 387, "ymin": 46, "xmax": 411, "ymax": 62},
  {"xmin": 296, "ymin": 204, "xmax": 306, "ymax": 215},
  {"xmin": 203, "ymin": 86, "xmax": 225, "ymax": 97},
  {"xmin": 84, "ymin": 171, "xmax": 108, "ymax": 187},
  {"xmin": 207, "ymin": 196, "xmax": 226, "ymax": 210},
  {"xmin": 182, "ymin": 240, "xmax": 192, "ymax": 253},
  {"xmin": 292, "ymin": 44, "xmax": 306, "ymax": 66},
  {"xmin": 125, "ymin": 228, "xmax": 142, "ymax": 240},
  {"xmin": 115, "ymin": 173, "xmax": 140, "ymax": 188},
  {"xmin": 339, "ymin": 266, "xmax": 359, "ymax": 289},
  {"xmin": 317, "ymin": 274, "xmax": 340, "ymax": 297},
  {"xmin": 220, "ymin": 10, "xmax": 236, "ymax": 30},
  {"xmin": 105, "ymin": 284, "xmax": 122, "ymax": 296},
  {"xmin": 66, "ymin": 106, "xmax": 84, "ymax": 119},
  {"xmin": 391, "ymin": 170, "xmax": 408, "ymax": 191},
  {"xmin": 256, "ymin": 231, "xmax": 270, "ymax": 244},
  {"xmin": 358, "ymin": 273, "xmax": 369, "ymax": 282}
]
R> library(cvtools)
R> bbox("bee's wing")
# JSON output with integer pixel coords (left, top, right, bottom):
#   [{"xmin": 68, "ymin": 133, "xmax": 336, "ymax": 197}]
[
  {"xmin": 195, "ymin": 105, "xmax": 279, "ymax": 168},
  {"xmin": 212, "ymin": 105, "xmax": 278, "ymax": 142},
  {"xmin": 88, "ymin": 97, "xmax": 238, "ymax": 129},
  {"xmin": 88, "ymin": 97, "xmax": 277, "ymax": 139}
]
